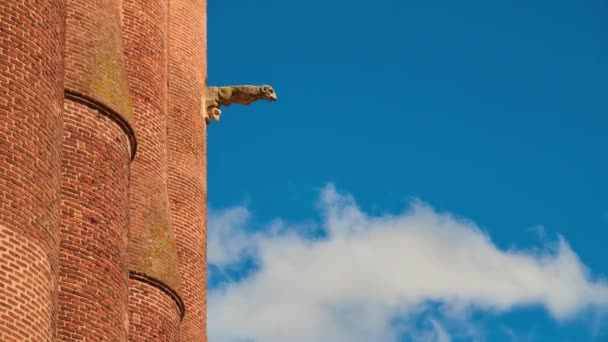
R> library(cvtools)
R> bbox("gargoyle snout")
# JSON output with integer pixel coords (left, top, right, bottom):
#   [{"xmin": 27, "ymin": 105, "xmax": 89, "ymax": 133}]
[{"xmin": 260, "ymin": 84, "xmax": 277, "ymax": 102}]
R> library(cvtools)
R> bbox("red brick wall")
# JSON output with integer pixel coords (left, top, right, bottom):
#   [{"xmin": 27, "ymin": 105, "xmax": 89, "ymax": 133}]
[
  {"xmin": 58, "ymin": 0, "xmax": 134, "ymax": 340},
  {"xmin": 167, "ymin": 0, "xmax": 208, "ymax": 340},
  {"xmin": 122, "ymin": 0, "xmax": 183, "ymax": 339},
  {"xmin": 128, "ymin": 275, "xmax": 183, "ymax": 341},
  {"xmin": 122, "ymin": 0, "xmax": 181, "ymax": 291},
  {"xmin": 58, "ymin": 100, "xmax": 132, "ymax": 341},
  {"xmin": 0, "ymin": 1, "xmax": 65, "ymax": 341},
  {"xmin": 64, "ymin": 0, "xmax": 133, "ymax": 123}
]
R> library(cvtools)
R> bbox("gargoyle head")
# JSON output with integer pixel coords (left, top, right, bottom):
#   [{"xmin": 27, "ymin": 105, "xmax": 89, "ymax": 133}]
[{"xmin": 260, "ymin": 85, "xmax": 277, "ymax": 102}]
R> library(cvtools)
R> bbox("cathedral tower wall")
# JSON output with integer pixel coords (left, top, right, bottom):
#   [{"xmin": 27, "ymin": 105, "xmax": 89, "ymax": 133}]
[
  {"xmin": 167, "ymin": 0, "xmax": 209, "ymax": 340},
  {"xmin": 0, "ymin": 2, "xmax": 65, "ymax": 340},
  {"xmin": 121, "ymin": 0, "xmax": 184, "ymax": 340},
  {"xmin": 57, "ymin": 0, "xmax": 135, "ymax": 341}
]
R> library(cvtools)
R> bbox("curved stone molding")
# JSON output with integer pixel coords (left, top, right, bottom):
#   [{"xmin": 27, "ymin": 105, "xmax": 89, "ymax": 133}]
[
  {"xmin": 129, "ymin": 271, "xmax": 186, "ymax": 320},
  {"xmin": 65, "ymin": 89, "xmax": 138, "ymax": 160}
]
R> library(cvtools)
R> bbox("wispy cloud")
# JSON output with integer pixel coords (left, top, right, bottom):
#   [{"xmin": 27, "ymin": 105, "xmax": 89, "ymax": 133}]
[{"xmin": 208, "ymin": 184, "xmax": 608, "ymax": 342}]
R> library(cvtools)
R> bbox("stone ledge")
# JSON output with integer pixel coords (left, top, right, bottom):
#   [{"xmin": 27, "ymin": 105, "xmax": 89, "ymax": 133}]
[
  {"xmin": 64, "ymin": 89, "xmax": 137, "ymax": 161},
  {"xmin": 128, "ymin": 270, "xmax": 186, "ymax": 321}
]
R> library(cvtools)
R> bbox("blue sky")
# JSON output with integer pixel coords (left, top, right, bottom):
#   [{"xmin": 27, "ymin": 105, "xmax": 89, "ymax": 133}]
[{"xmin": 206, "ymin": 1, "xmax": 608, "ymax": 341}]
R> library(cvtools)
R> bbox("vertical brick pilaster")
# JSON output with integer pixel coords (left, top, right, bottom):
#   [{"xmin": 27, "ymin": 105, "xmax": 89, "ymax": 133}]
[
  {"xmin": 167, "ymin": 0, "xmax": 208, "ymax": 340},
  {"xmin": 122, "ymin": 0, "xmax": 183, "ymax": 339},
  {"xmin": 58, "ymin": 98, "xmax": 133, "ymax": 341},
  {"xmin": 58, "ymin": 0, "xmax": 136, "ymax": 341},
  {"xmin": 0, "ymin": 1, "xmax": 66, "ymax": 341}
]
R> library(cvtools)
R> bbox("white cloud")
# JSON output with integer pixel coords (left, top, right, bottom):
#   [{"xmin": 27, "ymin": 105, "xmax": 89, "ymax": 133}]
[
  {"xmin": 430, "ymin": 320, "xmax": 451, "ymax": 342},
  {"xmin": 208, "ymin": 184, "xmax": 608, "ymax": 342},
  {"xmin": 208, "ymin": 206, "xmax": 252, "ymax": 267}
]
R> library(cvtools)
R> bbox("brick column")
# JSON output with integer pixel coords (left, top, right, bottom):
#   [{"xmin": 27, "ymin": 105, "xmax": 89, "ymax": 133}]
[
  {"xmin": 57, "ymin": 0, "xmax": 136, "ymax": 340},
  {"xmin": 0, "ymin": 1, "xmax": 66, "ymax": 341},
  {"xmin": 167, "ymin": 0, "xmax": 208, "ymax": 340},
  {"xmin": 122, "ymin": 0, "xmax": 184, "ymax": 340}
]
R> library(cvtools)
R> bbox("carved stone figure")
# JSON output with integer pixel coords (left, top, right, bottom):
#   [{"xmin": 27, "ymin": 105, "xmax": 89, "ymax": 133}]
[{"xmin": 204, "ymin": 85, "xmax": 277, "ymax": 123}]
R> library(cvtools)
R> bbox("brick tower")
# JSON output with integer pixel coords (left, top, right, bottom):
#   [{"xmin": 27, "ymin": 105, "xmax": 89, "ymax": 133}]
[
  {"xmin": 166, "ymin": 0, "xmax": 209, "ymax": 340},
  {"xmin": 1, "ymin": 1, "xmax": 276, "ymax": 340},
  {"xmin": 0, "ymin": 1, "xmax": 65, "ymax": 341},
  {"xmin": 58, "ymin": 0, "xmax": 135, "ymax": 340}
]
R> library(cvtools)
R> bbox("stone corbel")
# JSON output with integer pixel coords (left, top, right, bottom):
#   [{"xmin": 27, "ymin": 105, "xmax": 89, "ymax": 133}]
[{"xmin": 204, "ymin": 85, "xmax": 277, "ymax": 124}]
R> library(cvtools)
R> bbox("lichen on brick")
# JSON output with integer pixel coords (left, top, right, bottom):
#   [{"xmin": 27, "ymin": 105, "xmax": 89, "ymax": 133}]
[
  {"xmin": 89, "ymin": 31, "xmax": 134, "ymax": 122},
  {"xmin": 140, "ymin": 195, "xmax": 181, "ymax": 290}
]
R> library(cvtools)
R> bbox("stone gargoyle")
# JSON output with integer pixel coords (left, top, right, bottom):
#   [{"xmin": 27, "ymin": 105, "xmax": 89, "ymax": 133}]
[{"xmin": 204, "ymin": 85, "xmax": 277, "ymax": 124}]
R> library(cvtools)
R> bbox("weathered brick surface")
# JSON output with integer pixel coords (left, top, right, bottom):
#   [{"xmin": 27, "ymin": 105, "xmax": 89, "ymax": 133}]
[
  {"xmin": 122, "ymin": 0, "xmax": 183, "ymax": 339},
  {"xmin": 0, "ymin": 1, "xmax": 66, "ymax": 341},
  {"xmin": 122, "ymin": 0, "xmax": 181, "ymax": 291},
  {"xmin": 128, "ymin": 275, "xmax": 183, "ymax": 341},
  {"xmin": 64, "ymin": 0, "xmax": 133, "ymax": 123},
  {"xmin": 58, "ymin": 100, "xmax": 132, "ymax": 342},
  {"xmin": 57, "ymin": 1, "xmax": 135, "ymax": 340},
  {"xmin": 1, "ymin": 0, "xmax": 211, "ymax": 340},
  {"xmin": 167, "ymin": 0, "xmax": 208, "ymax": 340}
]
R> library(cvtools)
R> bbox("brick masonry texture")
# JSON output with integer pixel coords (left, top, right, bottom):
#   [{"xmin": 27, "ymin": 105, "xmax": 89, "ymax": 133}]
[
  {"xmin": 167, "ymin": 0, "xmax": 209, "ymax": 341},
  {"xmin": 122, "ymin": 0, "xmax": 183, "ymax": 339},
  {"xmin": 122, "ymin": 0, "xmax": 181, "ymax": 291},
  {"xmin": 128, "ymin": 277, "xmax": 181, "ymax": 341},
  {"xmin": 58, "ymin": 100, "xmax": 132, "ymax": 341},
  {"xmin": 64, "ymin": 0, "xmax": 133, "ymax": 123},
  {"xmin": 0, "ymin": 1, "xmax": 66, "ymax": 341},
  {"xmin": 1, "ymin": 1, "xmax": 209, "ymax": 341},
  {"xmin": 57, "ymin": 0, "xmax": 135, "ymax": 340}
]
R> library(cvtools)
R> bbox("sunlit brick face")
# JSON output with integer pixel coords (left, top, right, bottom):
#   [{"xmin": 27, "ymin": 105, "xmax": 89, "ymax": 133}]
[
  {"xmin": 128, "ymin": 278, "xmax": 182, "ymax": 341},
  {"xmin": 0, "ymin": 1, "xmax": 210, "ymax": 340},
  {"xmin": 58, "ymin": 0, "xmax": 134, "ymax": 341},
  {"xmin": 58, "ymin": 101, "xmax": 132, "ymax": 341},
  {"xmin": 167, "ymin": 0, "xmax": 209, "ymax": 340},
  {"xmin": 122, "ymin": 0, "xmax": 183, "ymax": 339},
  {"xmin": 0, "ymin": 1, "xmax": 65, "ymax": 341}
]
